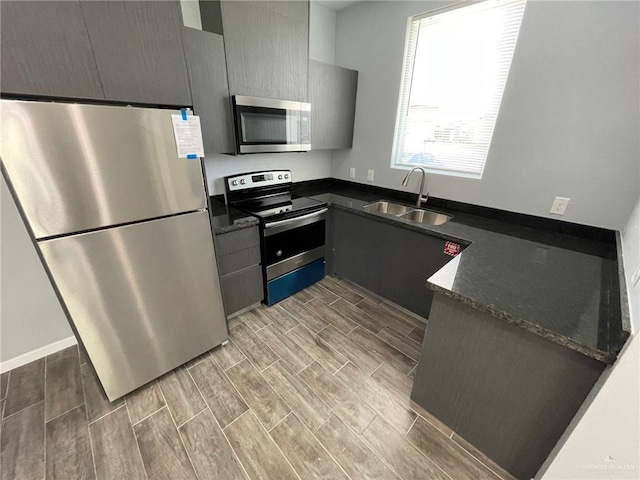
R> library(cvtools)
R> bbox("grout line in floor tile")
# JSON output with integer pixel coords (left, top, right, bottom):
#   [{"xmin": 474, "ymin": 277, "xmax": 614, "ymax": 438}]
[
  {"xmin": 451, "ymin": 434, "xmax": 513, "ymax": 480},
  {"xmin": 220, "ymin": 407, "xmax": 251, "ymax": 432},
  {"xmin": 267, "ymin": 410, "xmax": 291, "ymax": 433},
  {"xmin": 156, "ymin": 380, "xmax": 201, "ymax": 480},
  {"xmin": 85, "ymin": 401, "xmax": 99, "ymax": 480},
  {"xmin": 175, "ymin": 406, "xmax": 207, "ymax": 430},
  {"xmin": 368, "ymin": 362, "xmax": 384, "ymax": 378},
  {"xmin": 263, "ymin": 416, "xmax": 303, "ymax": 480},
  {"xmin": 294, "ymin": 359, "xmax": 314, "ymax": 375},
  {"xmin": 258, "ymin": 358, "xmax": 280, "ymax": 374},
  {"xmin": 403, "ymin": 414, "xmax": 419, "ymax": 438},
  {"xmin": 402, "ymin": 426, "xmax": 456, "ymax": 480},
  {"xmin": 359, "ymin": 413, "xmax": 454, "ymax": 480},
  {"xmin": 88, "ymin": 403, "xmax": 127, "ymax": 426},
  {"xmin": 185, "ymin": 353, "xmax": 211, "ymax": 371},
  {"xmin": 79, "ymin": 365, "xmax": 99, "ymax": 480},
  {"xmin": 130, "ymin": 404, "xmax": 167, "ymax": 427},
  {"xmin": 185, "ymin": 362, "xmax": 252, "ymax": 480},
  {"xmin": 222, "ymin": 357, "xmax": 246, "ymax": 372},
  {"xmin": 1, "ymin": 371, "xmax": 10, "ymax": 402},
  {"xmin": 253, "ymin": 322, "xmax": 274, "ymax": 335},
  {"xmin": 291, "ymin": 411, "xmax": 355, "ymax": 480},
  {"xmin": 123, "ymin": 399, "xmax": 149, "ymax": 480},
  {"xmin": 44, "ymin": 402, "xmax": 86, "ymax": 425},
  {"xmin": 311, "ymin": 415, "xmax": 331, "ymax": 435},
  {"xmin": 332, "ymin": 361, "xmax": 349, "ymax": 376}
]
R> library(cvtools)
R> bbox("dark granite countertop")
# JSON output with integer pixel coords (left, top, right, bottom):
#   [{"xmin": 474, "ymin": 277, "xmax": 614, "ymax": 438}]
[
  {"xmin": 209, "ymin": 197, "xmax": 259, "ymax": 235},
  {"xmin": 294, "ymin": 181, "xmax": 629, "ymax": 364}
]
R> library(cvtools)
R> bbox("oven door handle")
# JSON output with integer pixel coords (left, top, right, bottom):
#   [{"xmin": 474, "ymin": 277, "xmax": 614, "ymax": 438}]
[{"xmin": 265, "ymin": 208, "xmax": 328, "ymax": 229}]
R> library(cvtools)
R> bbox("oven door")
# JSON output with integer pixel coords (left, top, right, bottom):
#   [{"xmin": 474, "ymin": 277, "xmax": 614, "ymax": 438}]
[
  {"xmin": 263, "ymin": 209, "xmax": 326, "ymax": 281},
  {"xmin": 232, "ymin": 96, "xmax": 310, "ymax": 154}
]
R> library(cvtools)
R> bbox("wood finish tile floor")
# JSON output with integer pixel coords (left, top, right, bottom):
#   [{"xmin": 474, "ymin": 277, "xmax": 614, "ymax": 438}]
[{"xmin": 0, "ymin": 277, "xmax": 516, "ymax": 480}]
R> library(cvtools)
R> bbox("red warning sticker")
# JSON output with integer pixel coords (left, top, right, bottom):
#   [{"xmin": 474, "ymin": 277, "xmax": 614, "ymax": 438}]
[{"xmin": 444, "ymin": 241, "xmax": 461, "ymax": 257}]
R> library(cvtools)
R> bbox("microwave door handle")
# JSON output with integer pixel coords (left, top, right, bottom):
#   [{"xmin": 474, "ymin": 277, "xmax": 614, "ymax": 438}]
[{"xmin": 265, "ymin": 208, "xmax": 328, "ymax": 229}]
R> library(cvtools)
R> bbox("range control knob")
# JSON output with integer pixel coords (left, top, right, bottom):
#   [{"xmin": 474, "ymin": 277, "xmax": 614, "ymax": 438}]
[
  {"xmin": 231, "ymin": 180, "xmax": 238, "ymax": 186},
  {"xmin": 240, "ymin": 179, "xmax": 246, "ymax": 185},
  {"xmin": 284, "ymin": 174, "xmax": 289, "ymax": 179},
  {"xmin": 276, "ymin": 249, "xmax": 283, "ymax": 257},
  {"xmin": 278, "ymin": 174, "xmax": 283, "ymax": 180}
]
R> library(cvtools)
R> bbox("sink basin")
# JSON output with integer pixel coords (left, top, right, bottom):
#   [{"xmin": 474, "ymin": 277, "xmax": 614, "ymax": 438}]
[
  {"xmin": 397, "ymin": 209, "xmax": 452, "ymax": 226},
  {"xmin": 362, "ymin": 201, "xmax": 413, "ymax": 215},
  {"xmin": 363, "ymin": 200, "xmax": 452, "ymax": 226}
]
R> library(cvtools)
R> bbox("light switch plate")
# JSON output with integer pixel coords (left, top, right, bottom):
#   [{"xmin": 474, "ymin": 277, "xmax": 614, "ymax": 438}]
[
  {"xmin": 550, "ymin": 197, "xmax": 570, "ymax": 215},
  {"xmin": 367, "ymin": 169, "xmax": 374, "ymax": 182},
  {"xmin": 349, "ymin": 167, "xmax": 356, "ymax": 179}
]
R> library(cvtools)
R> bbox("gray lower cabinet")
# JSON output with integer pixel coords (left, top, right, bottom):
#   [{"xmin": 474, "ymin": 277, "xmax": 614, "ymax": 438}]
[
  {"xmin": 330, "ymin": 208, "xmax": 455, "ymax": 318},
  {"xmin": 412, "ymin": 294, "xmax": 605, "ymax": 480},
  {"xmin": 221, "ymin": 0, "xmax": 309, "ymax": 101},
  {"xmin": 81, "ymin": 0, "xmax": 191, "ymax": 106},
  {"xmin": 309, "ymin": 60, "xmax": 358, "ymax": 150},
  {"xmin": 215, "ymin": 226, "xmax": 264, "ymax": 317},
  {"xmin": 182, "ymin": 27, "xmax": 234, "ymax": 154},
  {"xmin": 0, "ymin": 1, "xmax": 104, "ymax": 99}
]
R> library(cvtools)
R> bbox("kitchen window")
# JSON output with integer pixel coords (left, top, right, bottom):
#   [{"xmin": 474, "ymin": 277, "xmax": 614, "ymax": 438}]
[{"xmin": 392, "ymin": 0, "xmax": 526, "ymax": 178}]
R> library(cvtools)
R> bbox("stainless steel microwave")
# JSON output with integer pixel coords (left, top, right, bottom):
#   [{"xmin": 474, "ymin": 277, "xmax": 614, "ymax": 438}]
[{"xmin": 231, "ymin": 95, "xmax": 311, "ymax": 154}]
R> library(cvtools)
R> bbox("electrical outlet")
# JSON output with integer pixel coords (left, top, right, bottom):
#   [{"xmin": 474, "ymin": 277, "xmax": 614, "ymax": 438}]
[
  {"xmin": 550, "ymin": 197, "xmax": 570, "ymax": 215},
  {"xmin": 367, "ymin": 169, "xmax": 375, "ymax": 182},
  {"xmin": 349, "ymin": 167, "xmax": 356, "ymax": 179}
]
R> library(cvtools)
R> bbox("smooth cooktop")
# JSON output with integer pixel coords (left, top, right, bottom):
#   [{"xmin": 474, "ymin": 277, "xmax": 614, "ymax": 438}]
[{"xmin": 235, "ymin": 193, "xmax": 326, "ymax": 221}]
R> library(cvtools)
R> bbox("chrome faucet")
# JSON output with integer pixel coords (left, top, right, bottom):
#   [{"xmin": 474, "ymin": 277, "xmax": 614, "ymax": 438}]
[{"xmin": 401, "ymin": 167, "xmax": 429, "ymax": 207}]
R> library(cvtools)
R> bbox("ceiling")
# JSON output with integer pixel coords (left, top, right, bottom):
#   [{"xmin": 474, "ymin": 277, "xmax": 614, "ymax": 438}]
[{"xmin": 314, "ymin": 0, "xmax": 362, "ymax": 11}]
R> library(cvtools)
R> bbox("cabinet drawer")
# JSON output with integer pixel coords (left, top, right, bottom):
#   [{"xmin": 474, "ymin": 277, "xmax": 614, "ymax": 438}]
[
  {"xmin": 218, "ymin": 246, "xmax": 261, "ymax": 277},
  {"xmin": 215, "ymin": 226, "xmax": 260, "ymax": 255},
  {"xmin": 220, "ymin": 265, "xmax": 264, "ymax": 316}
]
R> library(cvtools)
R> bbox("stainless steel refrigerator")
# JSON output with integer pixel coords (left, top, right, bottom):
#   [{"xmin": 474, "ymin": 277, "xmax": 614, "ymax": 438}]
[{"xmin": 1, "ymin": 99, "xmax": 228, "ymax": 400}]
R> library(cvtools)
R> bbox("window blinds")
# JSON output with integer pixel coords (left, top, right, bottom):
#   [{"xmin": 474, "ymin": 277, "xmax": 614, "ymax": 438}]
[{"xmin": 392, "ymin": 0, "xmax": 527, "ymax": 178}]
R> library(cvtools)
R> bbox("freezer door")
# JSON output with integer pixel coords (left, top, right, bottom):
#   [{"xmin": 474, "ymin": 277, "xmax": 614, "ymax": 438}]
[
  {"xmin": 39, "ymin": 211, "xmax": 227, "ymax": 400},
  {"xmin": 1, "ymin": 99, "xmax": 205, "ymax": 239}
]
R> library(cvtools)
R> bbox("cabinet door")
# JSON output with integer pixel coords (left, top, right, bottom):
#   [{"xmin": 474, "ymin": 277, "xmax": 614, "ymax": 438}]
[
  {"xmin": 0, "ymin": 1, "xmax": 104, "ymax": 99},
  {"xmin": 221, "ymin": 0, "xmax": 309, "ymax": 102},
  {"xmin": 182, "ymin": 28, "xmax": 234, "ymax": 154},
  {"xmin": 81, "ymin": 1, "xmax": 191, "ymax": 105},
  {"xmin": 309, "ymin": 60, "xmax": 358, "ymax": 150},
  {"xmin": 332, "ymin": 209, "xmax": 452, "ymax": 318}
]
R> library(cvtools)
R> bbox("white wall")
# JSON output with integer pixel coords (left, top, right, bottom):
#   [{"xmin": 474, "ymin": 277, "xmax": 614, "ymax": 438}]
[
  {"xmin": 310, "ymin": 1, "xmax": 337, "ymax": 64},
  {"xmin": 0, "ymin": 178, "xmax": 74, "ymax": 369},
  {"xmin": 622, "ymin": 196, "xmax": 640, "ymax": 332},
  {"xmin": 541, "ymin": 333, "xmax": 640, "ymax": 479},
  {"xmin": 204, "ymin": 150, "xmax": 332, "ymax": 194},
  {"xmin": 333, "ymin": 0, "xmax": 640, "ymax": 230}
]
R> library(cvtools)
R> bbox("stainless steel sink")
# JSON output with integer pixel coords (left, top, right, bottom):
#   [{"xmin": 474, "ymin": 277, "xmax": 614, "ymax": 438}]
[
  {"xmin": 362, "ymin": 201, "xmax": 413, "ymax": 215},
  {"xmin": 397, "ymin": 209, "xmax": 451, "ymax": 225},
  {"xmin": 363, "ymin": 200, "xmax": 452, "ymax": 226}
]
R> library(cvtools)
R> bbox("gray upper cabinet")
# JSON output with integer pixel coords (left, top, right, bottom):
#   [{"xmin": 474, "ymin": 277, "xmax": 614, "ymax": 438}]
[
  {"xmin": 221, "ymin": 0, "xmax": 309, "ymax": 102},
  {"xmin": 182, "ymin": 28, "xmax": 235, "ymax": 154},
  {"xmin": 0, "ymin": 1, "xmax": 104, "ymax": 99},
  {"xmin": 81, "ymin": 1, "xmax": 191, "ymax": 106},
  {"xmin": 309, "ymin": 60, "xmax": 358, "ymax": 150}
]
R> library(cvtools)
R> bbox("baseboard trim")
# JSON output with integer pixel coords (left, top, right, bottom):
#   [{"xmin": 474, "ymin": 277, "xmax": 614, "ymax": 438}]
[{"xmin": 0, "ymin": 336, "xmax": 77, "ymax": 373}]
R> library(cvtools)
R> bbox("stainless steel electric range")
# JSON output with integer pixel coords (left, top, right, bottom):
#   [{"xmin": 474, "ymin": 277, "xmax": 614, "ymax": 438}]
[{"xmin": 224, "ymin": 170, "xmax": 327, "ymax": 305}]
